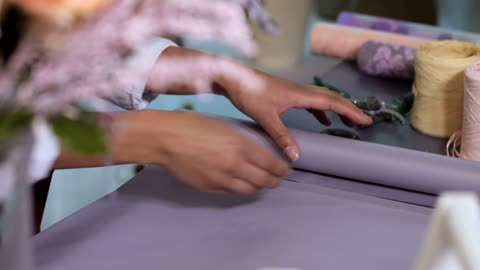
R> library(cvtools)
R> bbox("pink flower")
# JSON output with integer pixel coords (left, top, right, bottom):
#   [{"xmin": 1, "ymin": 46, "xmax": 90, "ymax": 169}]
[
  {"xmin": 1, "ymin": 0, "xmax": 275, "ymax": 112},
  {"xmin": 10, "ymin": 0, "xmax": 112, "ymax": 25}
]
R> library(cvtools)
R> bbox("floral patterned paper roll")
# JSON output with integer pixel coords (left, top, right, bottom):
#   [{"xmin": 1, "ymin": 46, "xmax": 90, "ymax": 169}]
[
  {"xmin": 357, "ymin": 41, "xmax": 415, "ymax": 80},
  {"xmin": 337, "ymin": 11, "xmax": 480, "ymax": 43},
  {"xmin": 310, "ymin": 22, "xmax": 428, "ymax": 60}
]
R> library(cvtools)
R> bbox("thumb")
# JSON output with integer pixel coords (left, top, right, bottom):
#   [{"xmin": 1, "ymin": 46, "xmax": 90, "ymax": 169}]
[{"xmin": 257, "ymin": 114, "xmax": 300, "ymax": 161}]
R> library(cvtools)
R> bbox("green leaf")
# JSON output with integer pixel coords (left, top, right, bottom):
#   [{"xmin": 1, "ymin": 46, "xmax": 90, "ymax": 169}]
[
  {"xmin": 392, "ymin": 92, "xmax": 415, "ymax": 116},
  {"xmin": 181, "ymin": 102, "xmax": 195, "ymax": 111},
  {"xmin": 49, "ymin": 113, "xmax": 107, "ymax": 155},
  {"xmin": 0, "ymin": 108, "xmax": 34, "ymax": 163},
  {"xmin": 0, "ymin": 108, "xmax": 34, "ymax": 144},
  {"xmin": 313, "ymin": 76, "xmax": 351, "ymax": 100}
]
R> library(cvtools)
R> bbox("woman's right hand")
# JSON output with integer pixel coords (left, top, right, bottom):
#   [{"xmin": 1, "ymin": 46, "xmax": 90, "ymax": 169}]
[{"xmin": 113, "ymin": 110, "xmax": 290, "ymax": 195}]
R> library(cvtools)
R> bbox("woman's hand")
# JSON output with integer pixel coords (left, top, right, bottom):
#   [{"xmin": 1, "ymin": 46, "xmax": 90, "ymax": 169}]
[
  {"xmin": 111, "ymin": 110, "xmax": 290, "ymax": 195},
  {"xmin": 55, "ymin": 110, "xmax": 290, "ymax": 194},
  {"xmin": 216, "ymin": 68, "xmax": 373, "ymax": 161}
]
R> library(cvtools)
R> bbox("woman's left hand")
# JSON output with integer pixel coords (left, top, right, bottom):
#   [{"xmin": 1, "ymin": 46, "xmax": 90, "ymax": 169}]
[{"xmin": 216, "ymin": 68, "xmax": 373, "ymax": 161}]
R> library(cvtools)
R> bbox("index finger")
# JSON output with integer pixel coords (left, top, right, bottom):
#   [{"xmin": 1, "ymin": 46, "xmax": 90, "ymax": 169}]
[{"xmin": 307, "ymin": 88, "xmax": 372, "ymax": 126}]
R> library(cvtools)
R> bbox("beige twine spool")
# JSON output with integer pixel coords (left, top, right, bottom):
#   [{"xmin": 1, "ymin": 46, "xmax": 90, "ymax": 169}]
[{"xmin": 411, "ymin": 41, "xmax": 480, "ymax": 138}]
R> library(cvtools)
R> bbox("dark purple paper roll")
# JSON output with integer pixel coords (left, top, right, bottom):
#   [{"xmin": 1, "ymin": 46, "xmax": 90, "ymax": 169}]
[
  {"xmin": 230, "ymin": 120, "xmax": 480, "ymax": 194},
  {"xmin": 357, "ymin": 41, "xmax": 415, "ymax": 80},
  {"xmin": 336, "ymin": 11, "xmax": 478, "ymax": 42}
]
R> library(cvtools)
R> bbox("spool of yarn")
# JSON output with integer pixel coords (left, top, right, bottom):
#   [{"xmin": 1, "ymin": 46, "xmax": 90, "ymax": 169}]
[
  {"xmin": 357, "ymin": 41, "xmax": 415, "ymax": 80},
  {"xmin": 447, "ymin": 61, "xmax": 480, "ymax": 161},
  {"xmin": 411, "ymin": 41, "xmax": 480, "ymax": 138},
  {"xmin": 310, "ymin": 23, "xmax": 430, "ymax": 60},
  {"xmin": 336, "ymin": 11, "xmax": 480, "ymax": 43}
]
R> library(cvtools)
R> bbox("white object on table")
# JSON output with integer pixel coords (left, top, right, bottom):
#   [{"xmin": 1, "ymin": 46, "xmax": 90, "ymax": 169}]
[
  {"xmin": 413, "ymin": 192, "xmax": 480, "ymax": 270},
  {"xmin": 252, "ymin": 0, "xmax": 313, "ymax": 69}
]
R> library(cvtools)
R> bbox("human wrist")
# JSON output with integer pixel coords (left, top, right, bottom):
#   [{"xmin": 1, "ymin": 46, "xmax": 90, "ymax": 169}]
[
  {"xmin": 211, "ymin": 58, "xmax": 260, "ymax": 98},
  {"xmin": 107, "ymin": 110, "xmax": 170, "ymax": 166}
]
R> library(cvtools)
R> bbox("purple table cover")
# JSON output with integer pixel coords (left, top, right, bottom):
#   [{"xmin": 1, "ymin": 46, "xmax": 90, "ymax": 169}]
[{"xmin": 34, "ymin": 166, "xmax": 430, "ymax": 270}]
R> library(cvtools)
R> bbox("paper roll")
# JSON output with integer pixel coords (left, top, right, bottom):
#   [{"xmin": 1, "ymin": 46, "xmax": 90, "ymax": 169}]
[
  {"xmin": 337, "ymin": 11, "xmax": 480, "ymax": 43},
  {"xmin": 310, "ymin": 22, "xmax": 430, "ymax": 60},
  {"xmin": 357, "ymin": 41, "xmax": 415, "ymax": 80},
  {"xmin": 229, "ymin": 119, "xmax": 480, "ymax": 194}
]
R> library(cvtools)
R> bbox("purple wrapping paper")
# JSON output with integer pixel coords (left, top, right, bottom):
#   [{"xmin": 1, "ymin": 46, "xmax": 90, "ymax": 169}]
[
  {"xmin": 286, "ymin": 170, "xmax": 436, "ymax": 207},
  {"xmin": 229, "ymin": 120, "xmax": 480, "ymax": 194},
  {"xmin": 357, "ymin": 41, "xmax": 415, "ymax": 80},
  {"xmin": 33, "ymin": 166, "xmax": 430, "ymax": 270},
  {"xmin": 336, "ymin": 11, "xmax": 480, "ymax": 43}
]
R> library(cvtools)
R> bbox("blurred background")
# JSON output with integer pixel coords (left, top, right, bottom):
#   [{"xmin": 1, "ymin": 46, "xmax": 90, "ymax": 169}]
[{"xmin": 42, "ymin": 0, "xmax": 480, "ymax": 230}]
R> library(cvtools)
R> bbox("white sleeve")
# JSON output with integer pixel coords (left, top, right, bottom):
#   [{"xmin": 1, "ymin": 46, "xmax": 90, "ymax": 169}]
[{"xmin": 104, "ymin": 38, "xmax": 178, "ymax": 110}]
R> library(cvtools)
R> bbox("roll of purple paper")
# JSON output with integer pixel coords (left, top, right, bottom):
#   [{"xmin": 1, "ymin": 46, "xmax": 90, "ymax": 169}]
[
  {"xmin": 230, "ymin": 119, "xmax": 480, "ymax": 194},
  {"xmin": 337, "ymin": 11, "xmax": 480, "ymax": 43},
  {"xmin": 357, "ymin": 41, "xmax": 415, "ymax": 80}
]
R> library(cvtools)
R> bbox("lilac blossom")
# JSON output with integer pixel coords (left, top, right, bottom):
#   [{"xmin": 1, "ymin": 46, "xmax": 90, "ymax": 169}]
[{"xmin": 1, "ymin": 0, "xmax": 275, "ymax": 113}]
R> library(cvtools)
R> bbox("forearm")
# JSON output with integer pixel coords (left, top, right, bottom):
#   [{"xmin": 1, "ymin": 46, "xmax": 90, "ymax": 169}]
[
  {"xmin": 53, "ymin": 145, "xmax": 153, "ymax": 169},
  {"xmin": 53, "ymin": 111, "xmax": 169, "ymax": 169},
  {"xmin": 53, "ymin": 148, "xmax": 124, "ymax": 169},
  {"xmin": 145, "ymin": 46, "xmax": 220, "ymax": 95},
  {"xmin": 145, "ymin": 46, "xmax": 258, "ymax": 97}
]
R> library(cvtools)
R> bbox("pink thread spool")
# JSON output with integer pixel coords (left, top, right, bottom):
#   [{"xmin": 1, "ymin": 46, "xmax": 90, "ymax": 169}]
[
  {"xmin": 310, "ymin": 23, "xmax": 431, "ymax": 60},
  {"xmin": 448, "ymin": 61, "xmax": 480, "ymax": 161}
]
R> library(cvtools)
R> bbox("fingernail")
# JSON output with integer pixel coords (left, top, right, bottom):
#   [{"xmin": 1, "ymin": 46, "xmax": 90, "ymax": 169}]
[
  {"xmin": 284, "ymin": 146, "xmax": 299, "ymax": 161},
  {"xmin": 364, "ymin": 114, "xmax": 373, "ymax": 123}
]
